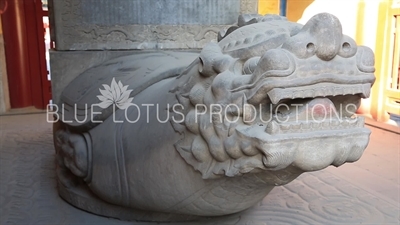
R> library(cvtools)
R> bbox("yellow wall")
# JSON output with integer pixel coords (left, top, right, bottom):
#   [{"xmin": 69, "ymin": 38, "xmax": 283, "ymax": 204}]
[
  {"xmin": 258, "ymin": 0, "xmax": 379, "ymax": 51},
  {"xmin": 286, "ymin": 0, "xmax": 314, "ymax": 21},
  {"xmin": 371, "ymin": 1, "xmax": 400, "ymax": 121},
  {"xmin": 296, "ymin": 0, "xmax": 379, "ymax": 52},
  {"xmin": 258, "ymin": 0, "xmax": 279, "ymax": 15},
  {"xmin": 258, "ymin": 0, "xmax": 314, "ymax": 20}
]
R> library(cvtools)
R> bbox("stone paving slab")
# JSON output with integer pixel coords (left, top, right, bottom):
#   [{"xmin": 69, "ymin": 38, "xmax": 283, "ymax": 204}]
[{"xmin": 0, "ymin": 113, "xmax": 399, "ymax": 225}]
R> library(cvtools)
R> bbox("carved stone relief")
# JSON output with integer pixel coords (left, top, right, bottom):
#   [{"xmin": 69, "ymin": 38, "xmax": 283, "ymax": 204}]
[{"xmin": 50, "ymin": 0, "xmax": 257, "ymax": 50}]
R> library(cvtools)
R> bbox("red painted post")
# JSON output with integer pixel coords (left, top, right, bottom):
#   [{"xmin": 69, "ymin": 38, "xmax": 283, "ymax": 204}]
[
  {"xmin": 24, "ymin": 0, "xmax": 50, "ymax": 109},
  {"xmin": 1, "ymin": 0, "xmax": 33, "ymax": 108},
  {"xmin": 1, "ymin": 0, "xmax": 50, "ymax": 109}
]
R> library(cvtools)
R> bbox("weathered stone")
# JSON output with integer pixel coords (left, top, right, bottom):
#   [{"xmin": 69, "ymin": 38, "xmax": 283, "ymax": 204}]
[
  {"xmin": 49, "ymin": 0, "xmax": 258, "ymax": 50},
  {"xmin": 49, "ymin": 50, "xmax": 166, "ymax": 106},
  {"xmin": 53, "ymin": 13, "xmax": 376, "ymax": 221}
]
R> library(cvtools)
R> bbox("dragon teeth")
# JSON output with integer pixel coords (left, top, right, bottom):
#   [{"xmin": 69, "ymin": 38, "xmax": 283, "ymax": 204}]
[
  {"xmin": 272, "ymin": 117, "xmax": 365, "ymax": 134},
  {"xmin": 267, "ymin": 83, "xmax": 371, "ymax": 105},
  {"xmin": 268, "ymin": 92, "xmax": 281, "ymax": 105},
  {"xmin": 312, "ymin": 122, "xmax": 320, "ymax": 128},
  {"xmin": 352, "ymin": 87, "xmax": 356, "ymax": 95},
  {"xmin": 266, "ymin": 121, "xmax": 279, "ymax": 134},
  {"xmin": 362, "ymin": 84, "xmax": 371, "ymax": 98},
  {"xmin": 356, "ymin": 116, "xmax": 365, "ymax": 127},
  {"xmin": 292, "ymin": 123, "xmax": 301, "ymax": 129},
  {"xmin": 281, "ymin": 124, "xmax": 290, "ymax": 130},
  {"xmin": 334, "ymin": 87, "xmax": 342, "ymax": 96},
  {"xmin": 301, "ymin": 122, "xmax": 311, "ymax": 129},
  {"xmin": 316, "ymin": 90, "xmax": 324, "ymax": 97}
]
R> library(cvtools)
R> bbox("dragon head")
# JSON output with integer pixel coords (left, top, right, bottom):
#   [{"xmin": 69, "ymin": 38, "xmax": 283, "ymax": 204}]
[{"xmin": 174, "ymin": 13, "xmax": 375, "ymax": 182}]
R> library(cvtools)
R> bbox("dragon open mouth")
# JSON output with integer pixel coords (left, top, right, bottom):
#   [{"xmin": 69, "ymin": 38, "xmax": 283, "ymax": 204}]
[
  {"xmin": 232, "ymin": 82, "xmax": 372, "ymax": 172},
  {"xmin": 259, "ymin": 82, "xmax": 371, "ymax": 134},
  {"xmin": 234, "ymin": 80, "xmax": 372, "ymax": 135}
]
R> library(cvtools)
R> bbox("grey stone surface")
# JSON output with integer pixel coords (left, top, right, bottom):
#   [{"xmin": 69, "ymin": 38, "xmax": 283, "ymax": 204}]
[
  {"xmin": 50, "ymin": 50, "xmax": 151, "ymax": 106},
  {"xmin": 52, "ymin": 13, "xmax": 377, "ymax": 221},
  {"xmin": 0, "ymin": 113, "xmax": 399, "ymax": 224},
  {"xmin": 240, "ymin": 0, "xmax": 258, "ymax": 14},
  {"xmin": 82, "ymin": 0, "xmax": 240, "ymax": 25},
  {"xmin": 49, "ymin": 50, "xmax": 201, "ymax": 106},
  {"xmin": 49, "ymin": 0, "xmax": 258, "ymax": 50}
]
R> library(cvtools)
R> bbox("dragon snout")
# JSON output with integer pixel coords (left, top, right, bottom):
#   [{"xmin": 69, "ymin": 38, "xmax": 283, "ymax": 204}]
[
  {"xmin": 282, "ymin": 13, "xmax": 344, "ymax": 61},
  {"xmin": 308, "ymin": 13, "xmax": 343, "ymax": 61}
]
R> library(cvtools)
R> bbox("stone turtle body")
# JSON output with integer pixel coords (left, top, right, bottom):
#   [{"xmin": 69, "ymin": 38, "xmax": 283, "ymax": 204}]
[{"xmin": 54, "ymin": 13, "xmax": 375, "ymax": 221}]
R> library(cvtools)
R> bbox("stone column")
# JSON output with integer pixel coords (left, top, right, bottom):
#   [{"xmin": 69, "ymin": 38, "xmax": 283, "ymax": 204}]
[{"xmin": 49, "ymin": 0, "xmax": 258, "ymax": 104}]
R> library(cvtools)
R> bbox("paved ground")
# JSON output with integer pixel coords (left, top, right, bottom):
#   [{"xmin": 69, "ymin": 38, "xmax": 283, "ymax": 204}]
[{"xmin": 0, "ymin": 113, "xmax": 399, "ymax": 225}]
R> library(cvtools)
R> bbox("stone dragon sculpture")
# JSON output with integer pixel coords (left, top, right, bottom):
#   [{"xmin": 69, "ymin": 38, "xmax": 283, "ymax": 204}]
[{"xmin": 53, "ymin": 13, "xmax": 375, "ymax": 221}]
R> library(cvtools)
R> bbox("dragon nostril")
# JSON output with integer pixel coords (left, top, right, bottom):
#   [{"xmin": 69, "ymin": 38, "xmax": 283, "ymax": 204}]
[
  {"xmin": 342, "ymin": 42, "xmax": 351, "ymax": 52},
  {"xmin": 306, "ymin": 43, "xmax": 315, "ymax": 53},
  {"xmin": 338, "ymin": 36, "xmax": 357, "ymax": 58}
]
